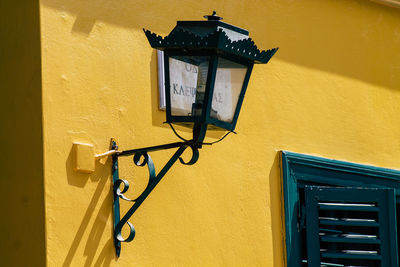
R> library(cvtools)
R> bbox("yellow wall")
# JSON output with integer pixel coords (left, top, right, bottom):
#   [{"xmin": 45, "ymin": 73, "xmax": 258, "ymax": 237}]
[
  {"xmin": 0, "ymin": 1, "xmax": 46, "ymax": 266},
  {"xmin": 38, "ymin": 0, "xmax": 400, "ymax": 266}
]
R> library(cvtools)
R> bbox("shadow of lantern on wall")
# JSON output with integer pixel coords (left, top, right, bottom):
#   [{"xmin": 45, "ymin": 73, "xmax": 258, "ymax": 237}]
[{"xmin": 111, "ymin": 11, "xmax": 278, "ymax": 256}]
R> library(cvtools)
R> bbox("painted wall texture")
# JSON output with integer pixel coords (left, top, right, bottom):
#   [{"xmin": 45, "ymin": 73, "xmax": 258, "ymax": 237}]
[{"xmin": 2, "ymin": 0, "xmax": 400, "ymax": 266}]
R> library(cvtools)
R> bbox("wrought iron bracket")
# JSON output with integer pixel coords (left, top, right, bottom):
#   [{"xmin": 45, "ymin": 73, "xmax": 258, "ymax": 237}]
[{"xmin": 110, "ymin": 138, "xmax": 202, "ymax": 257}]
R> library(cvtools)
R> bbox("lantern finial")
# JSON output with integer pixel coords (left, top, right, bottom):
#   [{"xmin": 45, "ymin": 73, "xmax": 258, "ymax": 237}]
[{"xmin": 204, "ymin": 11, "xmax": 222, "ymax": 21}]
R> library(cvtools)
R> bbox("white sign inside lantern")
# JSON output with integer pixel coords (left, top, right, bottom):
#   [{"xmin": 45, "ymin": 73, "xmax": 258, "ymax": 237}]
[{"xmin": 168, "ymin": 57, "xmax": 199, "ymax": 116}]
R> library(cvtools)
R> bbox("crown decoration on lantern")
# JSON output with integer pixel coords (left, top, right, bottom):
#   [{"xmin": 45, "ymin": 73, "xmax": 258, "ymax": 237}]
[{"xmin": 143, "ymin": 28, "xmax": 278, "ymax": 64}]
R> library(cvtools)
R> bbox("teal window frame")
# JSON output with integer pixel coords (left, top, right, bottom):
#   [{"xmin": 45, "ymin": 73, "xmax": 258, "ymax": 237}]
[{"xmin": 281, "ymin": 151, "xmax": 400, "ymax": 266}]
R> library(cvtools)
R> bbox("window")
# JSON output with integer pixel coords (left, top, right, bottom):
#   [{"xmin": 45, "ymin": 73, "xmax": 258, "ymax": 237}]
[{"xmin": 282, "ymin": 151, "xmax": 400, "ymax": 266}]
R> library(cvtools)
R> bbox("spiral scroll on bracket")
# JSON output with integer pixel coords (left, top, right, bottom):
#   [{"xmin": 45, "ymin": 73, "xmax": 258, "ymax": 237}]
[
  {"xmin": 114, "ymin": 179, "xmax": 134, "ymax": 202},
  {"xmin": 179, "ymin": 145, "xmax": 199, "ymax": 165},
  {"xmin": 116, "ymin": 221, "xmax": 136, "ymax": 242},
  {"xmin": 133, "ymin": 152, "xmax": 156, "ymax": 184},
  {"xmin": 132, "ymin": 151, "xmax": 157, "ymax": 202}
]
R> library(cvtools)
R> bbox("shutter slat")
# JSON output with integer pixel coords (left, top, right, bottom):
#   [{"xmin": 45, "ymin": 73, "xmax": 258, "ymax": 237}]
[
  {"xmin": 319, "ymin": 203, "xmax": 378, "ymax": 212},
  {"xmin": 319, "ymin": 218, "xmax": 379, "ymax": 227},
  {"xmin": 321, "ymin": 252, "xmax": 382, "ymax": 260},
  {"xmin": 302, "ymin": 259, "xmax": 345, "ymax": 266},
  {"xmin": 320, "ymin": 236, "xmax": 380, "ymax": 244}
]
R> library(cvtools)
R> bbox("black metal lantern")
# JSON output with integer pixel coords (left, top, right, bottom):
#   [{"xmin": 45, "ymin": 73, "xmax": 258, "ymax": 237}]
[
  {"xmin": 144, "ymin": 11, "xmax": 278, "ymax": 139},
  {"xmin": 109, "ymin": 12, "xmax": 278, "ymax": 257}
]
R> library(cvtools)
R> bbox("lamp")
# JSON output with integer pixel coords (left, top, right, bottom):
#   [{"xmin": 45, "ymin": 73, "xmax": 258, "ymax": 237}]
[{"xmin": 111, "ymin": 11, "xmax": 278, "ymax": 256}]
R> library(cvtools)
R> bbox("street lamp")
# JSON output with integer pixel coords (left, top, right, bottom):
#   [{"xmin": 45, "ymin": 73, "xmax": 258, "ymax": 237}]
[
  {"xmin": 111, "ymin": 12, "xmax": 278, "ymax": 256},
  {"xmin": 145, "ymin": 11, "xmax": 278, "ymax": 138}
]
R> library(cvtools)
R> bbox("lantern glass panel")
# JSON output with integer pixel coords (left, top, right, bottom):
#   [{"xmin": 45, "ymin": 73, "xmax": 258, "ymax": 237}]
[
  {"xmin": 210, "ymin": 58, "xmax": 248, "ymax": 123},
  {"xmin": 169, "ymin": 56, "xmax": 210, "ymax": 117}
]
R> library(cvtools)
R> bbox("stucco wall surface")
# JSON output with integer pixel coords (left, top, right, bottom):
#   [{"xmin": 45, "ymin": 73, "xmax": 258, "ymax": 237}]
[{"xmin": 39, "ymin": 0, "xmax": 400, "ymax": 266}]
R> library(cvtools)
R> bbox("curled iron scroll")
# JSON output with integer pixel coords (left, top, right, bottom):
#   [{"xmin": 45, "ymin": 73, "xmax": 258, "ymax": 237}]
[
  {"xmin": 114, "ymin": 179, "xmax": 133, "ymax": 201},
  {"xmin": 133, "ymin": 152, "xmax": 156, "ymax": 182},
  {"xmin": 179, "ymin": 145, "xmax": 199, "ymax": 165},
  {"xmin": 116, "ymin": 221, "xmax": 136, "ymax": 242},
  {"xmin": 133, "ymin": 152, "xmax": 157, "ymax": 201}
]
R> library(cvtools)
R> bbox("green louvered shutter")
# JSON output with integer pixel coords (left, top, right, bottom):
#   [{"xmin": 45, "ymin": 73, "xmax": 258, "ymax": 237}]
[{"xmin": 304, "ymin": 186, "xmax": 398, "ymax": 267}]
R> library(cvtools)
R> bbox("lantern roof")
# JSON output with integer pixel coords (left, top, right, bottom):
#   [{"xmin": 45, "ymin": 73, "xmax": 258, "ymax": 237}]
[{"xmin": 143, "ymin": 12, "xmax": 278, "ymax": 64}]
